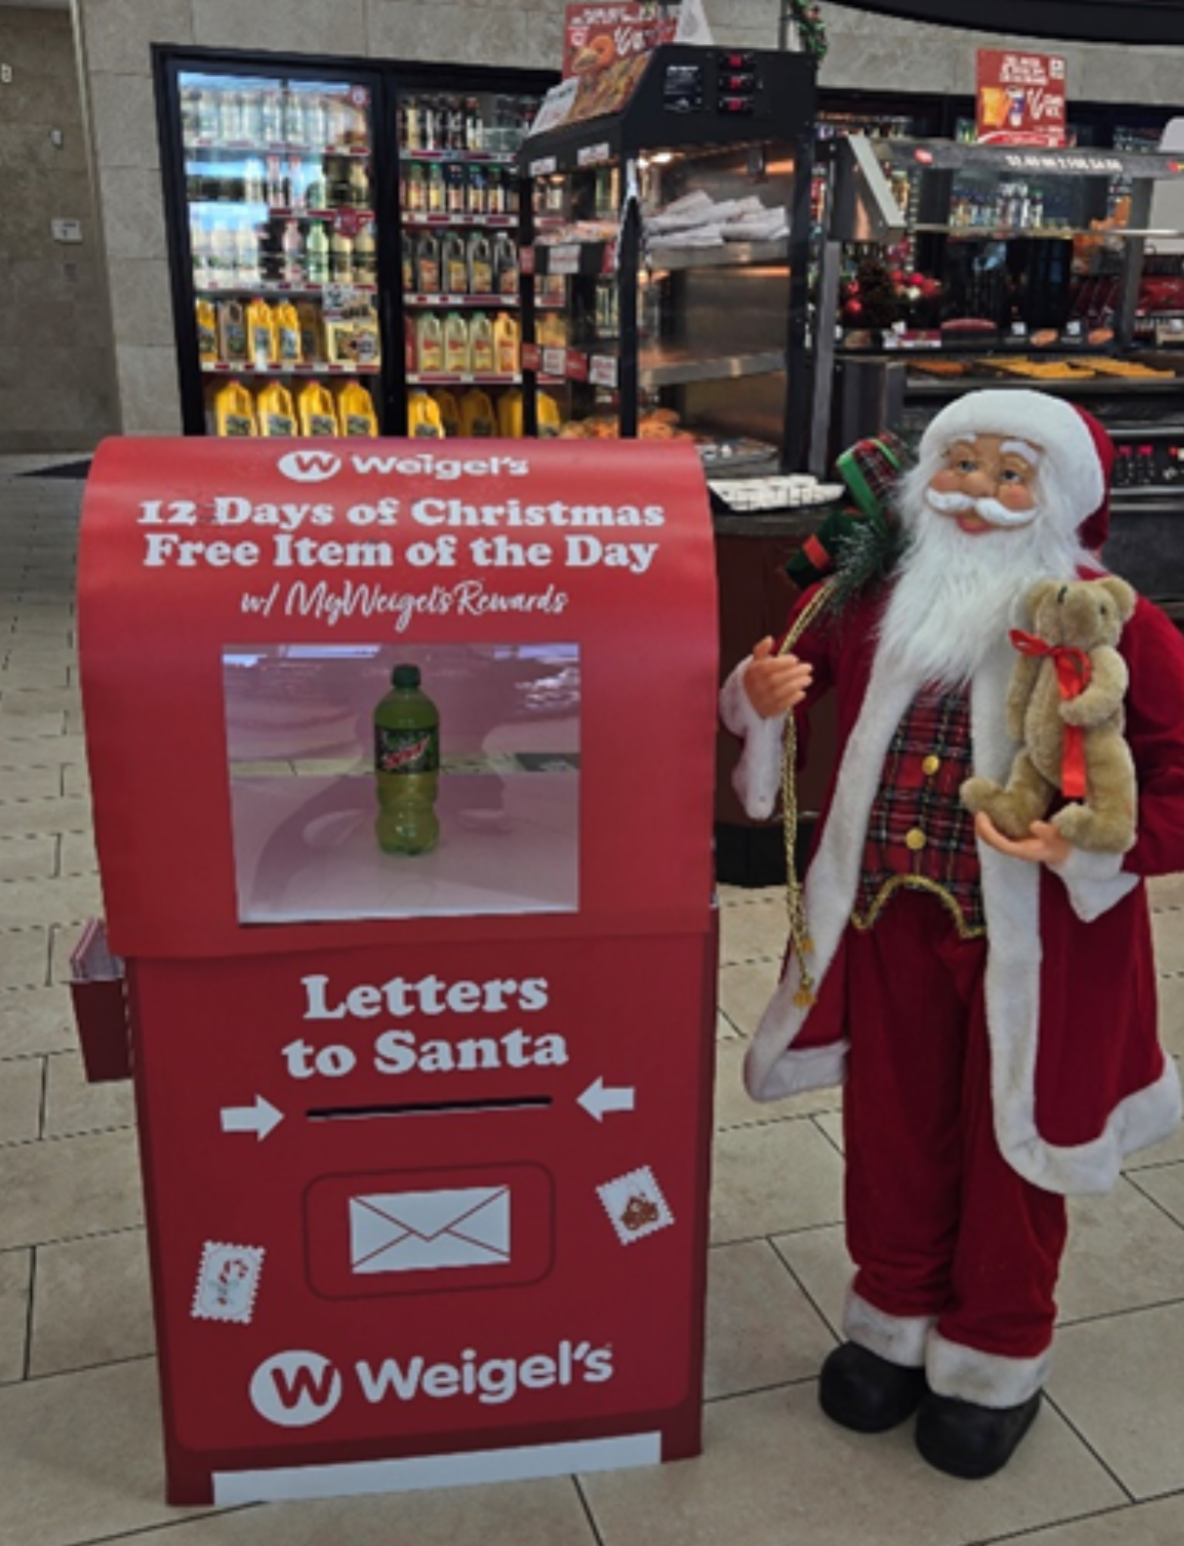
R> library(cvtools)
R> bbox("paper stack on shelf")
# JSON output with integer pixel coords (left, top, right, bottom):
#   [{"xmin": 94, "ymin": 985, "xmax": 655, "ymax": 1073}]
[{"xmin": 646, "ymin": 192, "xmax": 788, "ymax": 250}]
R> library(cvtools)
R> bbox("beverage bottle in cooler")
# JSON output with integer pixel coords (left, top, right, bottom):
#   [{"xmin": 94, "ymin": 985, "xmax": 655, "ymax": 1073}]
[
  {"xmin": 469, "ymin": 311, "xmax": 495, "ymax": 373},
  {"xmin": 336, "ymin": 380, "xmax": 378, "ymax": 436},
  {"xmin": 433, "ymin": 387, "xmax": 460, "ymax": 437},
  {"xmin": 407, "ymin": 388, "xmax": 445, "ymax": 436},
  {"xmin": 458, "ymin": 387, "xmax": 496, "ymax": 437},
  {"xmin": 405, "ymin": 161, "xmax": 427, "ymax": 212},
  {"xmin": 283, "ymin": 91, "xmax": 306, "ymax": 147},
  {"xmin": 287, "ymin": 158, "xmax": 308, "ymax": 210},
  {"xmin": 219, "ymin": 89, "xmax": 244, "ymax": 143},
  {"xmin": 257, "ymin": 380, "xmax": 297, "ymax": 436},
  {"xmin": 467, "ymin": 231, "xmax": 493, "ymax": 295},
  {"xmin": 243, "ymin": 157, "xmax": 267, "ymax": 204},
  {"xmin": 218, "ymin": 299, "xmax": 249, "ymax": 364},
  {"xmin": 330, "ymin": 228, "xmax": 354, "ymax": 284},
  {"xmin": 353, "ymin": 223, "xmax": 377, "ymax": 285},
  {"xmin": 374, "ymin": 665, "xmax": 440, "ymax": 855},
  {"xmin": 401, "ymin": 96, "xmax": 420, "ymax": 150},
  {"xmin": 443, "ymin": 311, "xmax": 470, "ymax": 373},
  {"xmin": 240, "ymin": 89, "xmax": 263, "ymax": 143},
  {"xmin": 274, "ymin": 302, "xmax": 302, "ymax": 364},
  {"xmin": 260, "ymin": 89, "xmax": 284, "ymax": 144},
  {"xmin": 415, "ymin": 312, "xmax": 444, "ymax": 372},
  {"xmin": 305, "ymin": 94, "xmax": 328, "ymax": 150},
  {"xmin": 427, "ymin": 162, "xmax": 446, "ymax": 213},
  {"xmin": 298, "ymin": 300, "xmax": 323, "ymax": 361},
  {"xmin": 214, "ymin": 380, "xmax": 257, "ymax": 436},
  {"xmin": 281, "ymin": 221, "xmax": 305, "ymax": 284},
  {"xmin": 497, "ymin": 387, "xmax": 524, "ymax": 438},
  {"xmin": 493, "ymin": 231, "xmax": 517, "ymax": 295},
  {"xmin": 195, "ymin": 299, "xmax": 219, "ymax": 366},
  {"xmin": 486, "ymin": 167, "xmax": 505, "ymax": 216},
  {"xmin": 493, "ymin": 310, "xmax": 519, "ymax": 374},
  {"xmin": 247, "ymin": 298, "xmax": 277, "ymax": 367},
  {"xmin": 466, "ymin": 163, "xmax": 487, "ymax": 215},
  {"xmin": 327, "ymin": 96, "xmax": 350, "ymax": 149},
  {"xmin": 235, "ymin": 218, "xmax": 261, "ymax": 285},
  {"xmin": 191, "ymin": 219, "xmax": 213, "ymax": 287},
  {"xmin": 446, "ymin": 162, "xmax": 466, "ymax": 215},
  {"xmin": 197, "ymin": 87, "xmax": 220, "ymax": 140},
  {"xmin": 415, "ymin": 230, "xmax": 441, "ymax": 294},
  {"xmin": 442, "ymin": 230, "xmax": 468, "ymax": 295},
  {"xmin": 297, "ymin": 380, "xmax": 340, "ymax": 435},
  {"xmin": 306, "ymin": 221, "xmax": 330, "ymax": 284},
  {"xmin": 348, "ymin": 159, "xmax": 371, "ymax": 209},
  {"xmin": 465, "ymin": 98, "xmax": 483, "ymax": 151},
  {"xmin": 401, "ymin": 231, "xmax": 416, "ymax": 293}
]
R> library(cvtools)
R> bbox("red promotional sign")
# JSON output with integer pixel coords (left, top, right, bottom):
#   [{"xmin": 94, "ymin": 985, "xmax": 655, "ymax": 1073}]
[
  {"xmin": 77, "ymin": 439, "xmax": 719, "ymax": 1505},
  {"xmin": 562, "ymin": 3, "xmax": 676, "ymax": 79},
  {"xmin": 976, "ymin": 49, "xmax": 1067, "ymax": 146}
]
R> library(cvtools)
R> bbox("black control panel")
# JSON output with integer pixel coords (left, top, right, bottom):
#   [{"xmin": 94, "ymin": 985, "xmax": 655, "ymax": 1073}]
[
  {"xmin": 660, "ymin": 50, "xmax": 767, "ymax": 120},
  {"xmin": 1111, "ymin": 435, "xmax": 1184, "ymax": 491}
]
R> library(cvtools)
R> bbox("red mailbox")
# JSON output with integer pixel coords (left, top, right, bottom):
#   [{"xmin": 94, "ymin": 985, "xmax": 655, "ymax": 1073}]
[{"xmin": 77, "ymin": 439, "xmax": 718, "ymax": 1505}]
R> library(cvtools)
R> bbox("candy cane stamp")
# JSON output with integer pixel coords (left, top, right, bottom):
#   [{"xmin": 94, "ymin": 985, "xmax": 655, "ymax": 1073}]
[{"xmin": 192, "ymin": 1242, "xmax": 265, "ymax": 1324}]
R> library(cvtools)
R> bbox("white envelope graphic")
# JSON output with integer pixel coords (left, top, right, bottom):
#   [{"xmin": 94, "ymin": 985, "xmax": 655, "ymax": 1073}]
[{"xmin": 349, "ymin": 1187, "xmax": 511, "ymax": 1274}]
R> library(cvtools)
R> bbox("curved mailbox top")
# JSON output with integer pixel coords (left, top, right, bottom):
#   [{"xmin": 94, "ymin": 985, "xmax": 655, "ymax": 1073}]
[{"xmin": 78, "ymin": 438, "xmax": 719, "ymax": 959}]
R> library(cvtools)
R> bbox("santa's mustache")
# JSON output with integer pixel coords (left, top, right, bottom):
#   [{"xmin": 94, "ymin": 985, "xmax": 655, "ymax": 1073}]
[{"xmin": 924, "ymin": 486, "xmax": 1038, "ymax": 528}]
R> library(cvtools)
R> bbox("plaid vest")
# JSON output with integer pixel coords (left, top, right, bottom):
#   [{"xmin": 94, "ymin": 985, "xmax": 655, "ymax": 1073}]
[{"xmin": 853, "ymin": 687, "xmax": 985, "ymax": 938}]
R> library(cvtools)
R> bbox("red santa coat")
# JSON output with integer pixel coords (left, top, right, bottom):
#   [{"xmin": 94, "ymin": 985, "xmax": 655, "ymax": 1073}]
[{"xmin": 720, "ymin": 578, "xmax": 1184, "ymax": 1197}]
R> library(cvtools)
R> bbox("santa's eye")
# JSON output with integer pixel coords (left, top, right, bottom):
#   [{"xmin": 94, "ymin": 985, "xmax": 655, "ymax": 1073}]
[
  {"xmin": 1000, "ymin": 468, "xmax": 1025, "ymax": 483},
  {"xmin": 956, "ymin": 458, "xmax": 977, "ymax": 473}
]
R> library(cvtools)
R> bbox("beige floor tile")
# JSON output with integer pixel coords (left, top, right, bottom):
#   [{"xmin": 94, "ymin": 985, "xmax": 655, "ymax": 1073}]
[
  {"xmin": 57, "ymin": 830, "xmax": 96, "ymax": 875},
  {"xmin": 710, "ymin": 1117, "xmax": 844, "ymax": 1245},
  {"xmin": 719, "ymin": 896, "xmax": 788, "ymax": 967},
  {"xmin": 581, "ymin": 1384, "xmax": 1124, "ymax": 1546},
  {"xmin": 1058, "ymin": 1177, "xmax": 1184, "ymax": 1323},
  {"xmin": 1151, "ymin": 913, "xmax": 1184, "ymax": 975},
  {"xmin": 0, "ymin": 1357, "xmax": 219, "ymax": 1546},
  {"xmin": 42, "ymin": 1050, "xmax": 134, "ymax": 1139},
  {"xmin": 0, "ymin": 874, "xmax": 103, "ymax": 930},
  {"xmin": 0, "ymin": 796, "xmax": 93, "ymax": 839},
  {"xmin": 771, "ymin": 1223, "xmax": 851, "ymax": 1341},
  {"xmin": 0, "ymin": 1055, "xmax": 43, "ymax": 1143},
  {"xmin": 1048, "ymin": 1302, "xmax": 1184, "ymax": 1500},
  {"xmin": 1128, "ymin": 1159, "xmax": 1184, "ymax": 1227},
  {"xmin": 0, "ymin": 665, "xmax": 72, "ymax": 690},
  {"xmin": 704, "ymin": 1239, "xmax": 833, "ymax": 1400},
  {"xmin": 1148, "ymin": 873, "xmax": 1184, "ymax": 910},
  {"xmin": 0, "ymin": 833, "xmax": 58, "ymax": 880},
  {"xmin": 0, "ymin": 927, "xmax": 51, "ymax": 989},
  {"xmin": 84, "ymin": 1478, "xmax": 597, "ymax": 1546},
  {"xmin": 0, "ymin": 766, "xmax": 61, "ymax": 802},
  {"xmin": 0, "ymin": 986, "xmax": 77, "ymax": 1056},
  {"xmin": 29, "ymin": 1228, "xmax": 154, "ymax": 1377},
  {"xmin": 0, "ymin": 710, "xmax": 66, "ymax": 738},
  {"xmin": 0, "ymin": 1128, "xmax": 143, "ymax": 1251},
  {"xmin": 0, "ymin": 688, "xmax": 78, "ymax": 717},
  {"xmin": 59, "ymin": 765, "xmax": 91, "ymax": 804},
  {"xmin": 997, "ymin": 1494, "xmax": 1184, "ymax": 1545},
  {"xmin": 714, "ymin": 1039, "xmax": 839, "ymax": 1129},
  {"xmin": 0, "ymin": 1248, "xmax": 31, "ymax": 1383},
  {"xmin": 0, "ymin": 734, "xmax": 87, "ymax": 770},
  {"xmin": 717, "ymin": 958, "xmax": 781, "ymax": 1038},
  {"xmin": 716, "ymin": 1010, "xmax": 740, "ymax": 1044},
  {"xmin": 1155, "ymin": 976, "xmax": 1184, "ymax": 1057}
]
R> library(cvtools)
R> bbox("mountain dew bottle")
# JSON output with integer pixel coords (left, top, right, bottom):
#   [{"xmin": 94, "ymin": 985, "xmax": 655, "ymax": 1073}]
[{"xmin": 374, "ymin": 664, "xmax": 440, "ymax": 854}]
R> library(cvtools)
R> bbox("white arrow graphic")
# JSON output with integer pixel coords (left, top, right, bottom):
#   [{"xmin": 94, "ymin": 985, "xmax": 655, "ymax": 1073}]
[
  {"xmin": 578, "ymin": 1077, "xmax": 636, "ymax": 1122},
  {"xmin": 220, "ymin": 1096, "xmax": 284, "ymax": 1141}
]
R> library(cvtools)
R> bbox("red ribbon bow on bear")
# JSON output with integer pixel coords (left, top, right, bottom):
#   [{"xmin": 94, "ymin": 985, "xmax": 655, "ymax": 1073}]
[{"xmin": 1008, "ymin": 630, "xmax": 1092, "ymax": 799}]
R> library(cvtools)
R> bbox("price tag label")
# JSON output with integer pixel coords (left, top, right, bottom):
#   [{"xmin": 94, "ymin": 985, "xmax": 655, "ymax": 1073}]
[
  {"xmin": 1011, "ymin": 321, "xmax": 1028, "ymax": 339},
  {"xmin": 1064, "ymin": 320, "xmax": 1084, "ymax": 338},
  {"xmin": 520, "ymin": 246, "xmax": 536, "ymax": 275},
  {"xmin": 549, "ymin": 245, "xmax": 582, "ymax": 276},
  {"xmin": 521, "ymin": 342, "xmax": 542, "ymax": 372},
  {"xmin": 882, "ymin": 333, "xmax": 901, "ymax": 351},
  {"xmin": 578, "ymin": 142, "xmax": 612, "ymax": 167},
  {"xmin": 543, "ymin": 347, "xmax": 567, "ymax": 376},
  {"xmin": 565, "ymin": 349, "xmax": 590, "ymax": 382},
  {"xmin": 589, "ymin": 354, "xmax": 619, "ymax": 388}
]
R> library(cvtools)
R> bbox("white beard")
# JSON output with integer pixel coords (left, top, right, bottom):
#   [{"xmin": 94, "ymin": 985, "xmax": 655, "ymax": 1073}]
[{"xmin": 877, "ymin": 466, "xmax": 1092, "ymax": 690}]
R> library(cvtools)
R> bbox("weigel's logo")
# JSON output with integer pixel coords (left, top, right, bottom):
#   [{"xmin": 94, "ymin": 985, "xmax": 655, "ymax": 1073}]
[
  {"xmin": 250, "ymin": 1350, "xmax": 343, "ymax": 1428},
  {"xmin": 277, "ymin": 450, "xmax": 342, "ymax": 483}
]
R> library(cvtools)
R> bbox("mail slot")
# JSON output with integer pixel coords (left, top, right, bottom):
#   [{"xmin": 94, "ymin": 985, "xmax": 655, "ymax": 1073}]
[{"xmin": 77, "ymin": 439, "xmax": 719, "ymax": 1505}]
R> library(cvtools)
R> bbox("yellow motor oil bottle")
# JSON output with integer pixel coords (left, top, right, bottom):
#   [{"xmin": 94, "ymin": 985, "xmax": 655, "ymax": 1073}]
[
  {"xmin": 497, "ymin": 387, "xmax": 523, "ymax": 439},
  {"xmin": 537, "ymin": 389, "xmax": 562, "ymax": 438},
  {"xmin": 407, "ymin": 388, "xmax": 445, "ymax": 438},
  {"xmin": 247, "ymin": 298, "xmax": 277, "ymax": 368},
  {"xmin": 214, "ymin": 380, "xmax": 257, "ymax": 437},
  {"xmin": 336, "ymin": 381, "xmax": 378, "ymax": 437},
  {"xmin": 432, "ymin": 387, "xmax": 461, "ymax": 438},
  {"xmin": 469, "ymin": 312, "xmax": 495, "ymax": 374},
  {"xmin": 493, "ymin": 310, "xmax": 520, "ymax": 374},
  {"xmin": 217, "ymin": 299, "xmax": 249, "ymax": 365},
  {"xmin": 298, "ymin": 380, "xmax": 339, "ymax": 436},
  {"xmin": 458, "ymin": 386, "xmax": 496, "ymax": 438},
  {"xmin": 256, "ymin": 381, "xmax": 297, "ymax": 437},
  {"xmin": 273, "ymin": 302, "xmax": 302, "ymax": 367},
  {"xmin": 196, "ymin": 299, "xmax": 219, "ymax": 366}
]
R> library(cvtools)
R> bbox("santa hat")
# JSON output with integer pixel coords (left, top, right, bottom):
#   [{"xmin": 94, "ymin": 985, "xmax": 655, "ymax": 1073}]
[{"xmin": 918, "ymin": 389, "xmax": 1113, "ymax": 551}]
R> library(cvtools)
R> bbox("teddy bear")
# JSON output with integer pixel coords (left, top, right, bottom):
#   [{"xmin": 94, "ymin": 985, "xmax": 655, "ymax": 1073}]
[{"xmin": 961, "ymin": 576, "xmax": 1138, "ymax": 853}]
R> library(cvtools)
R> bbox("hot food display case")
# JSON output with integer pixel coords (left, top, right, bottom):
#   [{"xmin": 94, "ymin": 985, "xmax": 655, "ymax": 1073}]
[{"xmin": 515, "ymin": 44, "xmax": 818, "ymax": 474}]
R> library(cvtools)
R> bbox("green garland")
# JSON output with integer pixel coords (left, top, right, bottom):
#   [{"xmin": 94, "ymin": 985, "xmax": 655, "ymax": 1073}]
[{"xmin": 787, "ymin": 1, "xmax": 829, "ymax": 61}]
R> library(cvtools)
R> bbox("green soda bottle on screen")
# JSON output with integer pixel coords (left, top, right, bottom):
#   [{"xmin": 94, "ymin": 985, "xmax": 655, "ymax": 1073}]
[{"xmin": 374, "ymin": 664, "xmax": 440, "ymax": 854}]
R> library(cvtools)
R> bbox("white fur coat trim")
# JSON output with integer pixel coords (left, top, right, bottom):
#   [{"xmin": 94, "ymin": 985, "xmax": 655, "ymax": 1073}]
[
  {"xmin": 926, "ymin": 1329, "xmax": 1050, "ymax": 1408},
  {"xmin": 734, "ymin": 636, "xmax": 1182, "ymax": 1197},
  {"xmin": 845, "ymin": 1289, "xmax": 933, "ymax": 1368},
  {"xmin": 720, "ymin": 658, "xmax": 785, "ymax": 821}
]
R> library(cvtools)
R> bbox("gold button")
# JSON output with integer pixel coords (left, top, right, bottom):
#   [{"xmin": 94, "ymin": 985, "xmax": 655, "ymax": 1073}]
[
  {"xmin": 922, "ymin": 755, "xmax": 941, "ymax": 776},
  {"xmin": 905, "ymin": 828, "xmax": 927, "ymax": 852}
]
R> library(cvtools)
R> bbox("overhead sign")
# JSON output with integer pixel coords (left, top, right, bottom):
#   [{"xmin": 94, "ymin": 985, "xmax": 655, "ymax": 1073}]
[
  {"xmin": 976, "ymin": 50, "xmax": 1066, "ymax": 148},
  {"xmin": 824, "ymin": 1, "xmax": 1184, "ymax": 46}
]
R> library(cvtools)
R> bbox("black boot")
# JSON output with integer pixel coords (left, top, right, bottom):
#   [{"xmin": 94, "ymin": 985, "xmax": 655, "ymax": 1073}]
[
  {"xmin": 818, "ymin": 1342, "xmax": 928, "ymax": 1433},
  {"xmin": 915, "ymin": 1389, "xmax": 1042, "ymax": 1479}
]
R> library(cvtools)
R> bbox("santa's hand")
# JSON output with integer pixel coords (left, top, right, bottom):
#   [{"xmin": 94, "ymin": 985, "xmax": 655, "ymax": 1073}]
[
  {"xmin": 974, "ymin": 811, "xmax": 1072, "ymax": 867},
  {"xmin": 743, "ymin": 637, "xmax": 814, "ymax": 719}
]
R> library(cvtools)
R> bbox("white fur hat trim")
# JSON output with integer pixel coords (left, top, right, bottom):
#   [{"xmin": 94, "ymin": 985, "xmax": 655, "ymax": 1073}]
[{"xmin": 918, "ymin": 389, "xmax": 1104, "ymax": 529}]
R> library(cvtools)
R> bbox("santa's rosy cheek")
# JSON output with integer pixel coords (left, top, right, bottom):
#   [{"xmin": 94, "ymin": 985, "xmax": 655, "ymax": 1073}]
[
  {"xmin": 930, "ymin": 470, "xmax": 961, "ymax": 494},
  {"xmin": 1000, "ymin": 485, "xmax": 1036, "ymax": 510}
]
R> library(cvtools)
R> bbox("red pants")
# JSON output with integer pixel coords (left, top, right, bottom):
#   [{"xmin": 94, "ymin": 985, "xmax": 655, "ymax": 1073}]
[{"xmin": 844, "ymin": 889, "xmax": 1068, "ymax": 1368}]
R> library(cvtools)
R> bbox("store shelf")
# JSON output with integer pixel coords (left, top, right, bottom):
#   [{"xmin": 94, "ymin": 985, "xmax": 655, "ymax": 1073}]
[
  {"xmin": 647, "ymin": 238, "xmax": 789, "ymax": 271},
  {"xmin": 188, "ymin": 203, "xmax": 374, "ymax": 219},
  {"xmin": 913, "ymin": 223, "xmax": 1183, "ymax": 241},
  {"xmin": 638, "ymin": 347, "xmax": 786, "ymax": 389},
  {"xmin": 407, "ymin": 371, "xmax": 521, "ymax": 385},
  {"xmin": 196, "ymin": 282, "xmax": 377, "ymax": 297},
  {"xmin": 400, "ymin": 148, "xmax": 519, "ymax": 165},
  {"xmin": 403, "ymin": 293, "xmax": 519, "ymax": 308},
  {"xmin": 402, "ymin": 211, "xmax": 519, "ymax": 229},
  {"xmin": 201, "ymin": 362, "xmax": 381, "ymax": 376},
  {"xmin": 184, "ymin": 139, "xmax": 370, "ymax": 157},
  {"xmin": 905, "ymin": 374, "xmax": 1184, "ymax": 399}
]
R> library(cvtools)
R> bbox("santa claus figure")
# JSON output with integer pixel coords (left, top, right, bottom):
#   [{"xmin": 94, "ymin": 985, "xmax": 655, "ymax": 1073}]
[{"xmin": 721, "ymin": 389, "xmax": 1184, "ymax": 1479}]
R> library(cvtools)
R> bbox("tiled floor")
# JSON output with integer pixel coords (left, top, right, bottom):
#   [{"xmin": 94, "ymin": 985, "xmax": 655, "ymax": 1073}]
[{"xmin": 2, "ymin": 454, "xmax": 1184, "ymax": 1544}]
